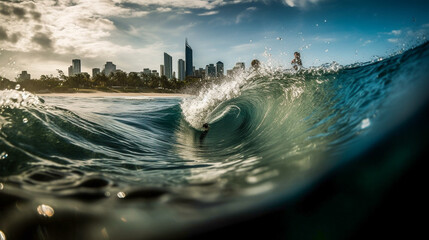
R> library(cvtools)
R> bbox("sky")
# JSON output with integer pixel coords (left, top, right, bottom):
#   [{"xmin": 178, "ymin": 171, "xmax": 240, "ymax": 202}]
[{"xmin": 1, "ymin": 0, "xmax": 429, "ymax": 80}]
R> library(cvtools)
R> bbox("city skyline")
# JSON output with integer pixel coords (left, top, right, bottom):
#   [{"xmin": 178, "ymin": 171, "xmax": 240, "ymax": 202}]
[{"xmin": 1, "ymin": 0, "xmax": 429, "ymax": 80}]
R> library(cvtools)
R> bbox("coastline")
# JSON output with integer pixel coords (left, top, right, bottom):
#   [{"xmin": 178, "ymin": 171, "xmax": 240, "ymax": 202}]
[{"xmin": 37, "ymin": 91, "xmax": 191, "ymax": 98}]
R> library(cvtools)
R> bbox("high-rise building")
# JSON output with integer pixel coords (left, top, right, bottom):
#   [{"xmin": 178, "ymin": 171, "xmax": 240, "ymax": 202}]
[
  {"xmin": 185, "ymin": 39, "xmax": 193, "ymax": 77},
  {"xmin": 160, "ymin": 65, "xmax": 165, "ymax": 77},
  {"xmin": 143, "ymin": 68, "xmax": 151, "ymax": 75},
  {"xmin": 164, "ymin": 52, "xmax": 172, "ymax": 79},
  {"xmin": 68, "ymin": 65, "xmax": 73, "ymax": 77},
  {"xmin": 216, "ymin": 61, "xmax": 224, "ymax": 77},
  {"xmin": 232, "ymin": 62, "xmax": 245, "ymax": 73},
  {"xmin": 178, "ymin": 59, "xmax": 185, "ymax": 81},
  {"xmin": 92, "ymin": 68, "xmax": 100, "ymax": 78},
  {"xmin": 152, "ymin": 70, "xmax": 159, "ymax": 77},
  {"xmin": 103, "ymin": 62, "xmax": 116, "ymax": 75},
  {"xmin": 206, "ymin": 64, "xmax": 216, "ymax": 78},
  {"xmin": 235, "ymin": 62, "xmax": 245, "ymax": 70},
  {"xmin": 17, "ymin": 71, "xmax": 31, "ymax": 82},
  {"xmin": 72, "ymin": 59, "xmax": 81, "ymax": 75}
]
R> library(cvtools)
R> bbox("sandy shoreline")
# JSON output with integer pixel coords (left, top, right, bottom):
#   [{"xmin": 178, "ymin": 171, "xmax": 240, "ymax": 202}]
[{"xmin": 37, "ymin": 91, "xmax": 191, "ymax": 98}]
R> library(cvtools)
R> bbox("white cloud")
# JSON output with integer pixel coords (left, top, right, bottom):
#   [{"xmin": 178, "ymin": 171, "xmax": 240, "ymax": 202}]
[
  {"xmin": 113, "ymin": 0, "xmax": 250, "ymax": 10},
  {"xmin": 231, "ymin": 43, "xmax": 256, "ymax": 52},
  {"xmin": 282, "ymin": 0, "xmax": 325, "ymax": 8},
  {"xmin": 390, "ymin": 30, "xmax": 402, "ymax": 36},
  {"xmin": 198, "ymin": 11, "xmax": 219, "ymax": 16},
  {"xmin": 157, "ymin": 7, "xmax": 173, "ymax": 13},
  {"xmin": 235, "ymin": 6, "xmax": 257, "ymax": 24}
]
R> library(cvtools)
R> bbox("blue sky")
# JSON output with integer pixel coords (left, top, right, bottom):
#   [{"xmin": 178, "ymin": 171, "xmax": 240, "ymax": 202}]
[{"xmin": 1, "ymin": 0, "xmax": 428, "ymax": 79}]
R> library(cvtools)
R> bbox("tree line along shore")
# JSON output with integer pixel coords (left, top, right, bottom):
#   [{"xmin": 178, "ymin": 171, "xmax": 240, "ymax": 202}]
[{"xmin": 0, "ymin": 70, "xmax": 218, "ymax": 95}]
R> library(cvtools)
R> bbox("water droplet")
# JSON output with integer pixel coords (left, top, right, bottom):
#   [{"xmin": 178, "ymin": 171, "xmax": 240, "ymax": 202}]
[
  {"xmin": 361, "ymin": 118, "xmax": 371, "ymax": 129},
  {"xmin": 15, "ymin": 84, "xmax": 20, "ymax": 90},
  {"xmin": 0, "ymin": 230, "xmax": 6, "ymax": 240},
  {"xmin": 22, "ymin": 118, "xmax": 28, "ymax": 124},
  {"xmin": 0, "ymin": 152, "xmax": 8, "ymax": 160},
  {"xmin": 37, "ymin": 204, "xmax": 55, "ymax": 217},
  {"xmin": 117, "ymin": 191, "xmax": 126, "ymax": 198},
  {"xmin": 325, "ymin": 49, "xmax": 329, "ymax": 52}
]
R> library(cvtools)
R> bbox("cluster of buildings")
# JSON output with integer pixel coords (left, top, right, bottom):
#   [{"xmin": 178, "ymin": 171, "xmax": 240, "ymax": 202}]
[
  {"xmin": 17, "ymin": 38, "xmax": 249, "ymax": 82},
  {"xmin": 68, "ymin": 59, "xmax": 117, "ymax": 78}
]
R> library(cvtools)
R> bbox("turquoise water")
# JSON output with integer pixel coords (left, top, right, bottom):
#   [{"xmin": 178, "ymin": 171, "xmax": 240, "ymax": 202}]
[{"xmin": 0, "ymin": 42, "xmax": 428, "ymax": 239}]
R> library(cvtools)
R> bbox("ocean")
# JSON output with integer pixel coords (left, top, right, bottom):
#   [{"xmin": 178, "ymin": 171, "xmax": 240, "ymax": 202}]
[{"xmin": 1, "ymin": 42, "xmax": 429, "ymax": 239}]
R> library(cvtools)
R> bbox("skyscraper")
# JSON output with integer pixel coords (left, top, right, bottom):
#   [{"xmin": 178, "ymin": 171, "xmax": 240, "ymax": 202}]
[
  {"xmin": 164, "ymin": 52, "xmax": 172, "ymax": 79},
  {"xmin": 178, "ymin": 59, "xmax": 185, "ymax": 81},
  {"xmin": 206, "ymin": 64, "xmax": 216, "ymax": 78},
  {"xmin": 160, "ymin": 65, "xmax": 165, "ymax": 77},
  {"xmin": 103, "ymin": 61, "xmax": 116, "ymax": 75},
  {"xmin": 143, "ymin": 68, "xmax": 151, "ymax": 75},
  {"xmin": 68, "ymin": 65, "xmax": 73, "ymax": 77},
  {"xmin": 92, "ymin": 68, "xmax": 100, "ymax": 78},
  {"xmin": 185, "ymin": 39, "xmax": 193, "ymax": 77},
  {"xmin": 72, "ymin": 59, "xmax": 81, "ymax": 75},
  {"xmin": 216, "ymin": 61, "xmax": 224, "ymax": 77},
  {"xmin": 17, "ymin": 71, "xmax": 30, "ymax": 82}
]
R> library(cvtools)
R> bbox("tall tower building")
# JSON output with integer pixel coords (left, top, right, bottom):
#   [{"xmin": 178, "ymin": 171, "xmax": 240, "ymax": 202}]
[
  {"xmin": 206, "ymin": 64, "xmax": 216, "ymax": 78},
  {"xmin": 178, "ymin": 59, "xmax": 185, "ymax": 81},
  {"xmin": 160, "ymin": 65, "xmax": 165, "ymax": 77},
  {"xmin": 164, "ymin": 52, "xmax": 172, "ymax": 79},
  {"xmin": 68, "ymin": 65, "xmax": 73, "ymax": 77},
  {"xmin": 216, "ymin": 61, "xmax": 224, "ymax": 77},
  {"xmin": 103, "ymin": 62, "xmax": 116, "ymax": 75},
  {"xmin": 185, "ymin": 39, "xmax": 193, "ymax": 77},
  {"xmin": 92, "ymin": 68, "xmax": 100, "ymax": 78},
  {"xmin": 72, "ymin": 59, "xmax": 81, "ymax": 75}
]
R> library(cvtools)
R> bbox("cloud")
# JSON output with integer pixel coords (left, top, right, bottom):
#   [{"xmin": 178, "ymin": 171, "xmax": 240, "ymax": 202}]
[
  {"xmin": 0, "ymin": 26, "xmax": 20, "ymax": 43},
  {"xmin": 390, "ymin": 30, "xmax": 402, "ymax": 36},
  {"xmin": 198, "ymin": 11, "xmax": 219, "ymax": 16},
  {"xmin": 157, "ymin": 7, "xmax": 173, "ymax": 13},
  {"xmin": 236, "ymin": 6, "xmax": 257, "ymax": 24},
  {"xmin": 32, "ymin": 32, "xmax": 53, "ymax": 49},
  {"xmin": 0, "ymin": 26, "xmax": 7, "ymax": 41},
  {"xmin": 282, "ymin": 0, "xmax": 325, "ymax": 8},
  {"xmin": 114, "ymin": 0, "xmax": 246, "ymax": 10}
]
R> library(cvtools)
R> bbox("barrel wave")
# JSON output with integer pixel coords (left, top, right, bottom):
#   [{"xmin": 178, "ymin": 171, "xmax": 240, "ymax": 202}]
[{"xmin": 1, "ymin": 42, "xmax": 428, "ymax": 239}]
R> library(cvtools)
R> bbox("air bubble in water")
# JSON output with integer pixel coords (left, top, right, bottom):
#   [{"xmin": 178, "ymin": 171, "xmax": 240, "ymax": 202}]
[
  {"xmin": 0, "ymin": 183, "xmax": 3, "ymax": 190},
  {"xmin": 37, "ymin": 204, "xmax": 55, "ymax": 217},
  {"xmin": 325, "ymin": 49, "xmax": 329, "ymax": 52},
  {"xmin": 117, "ymin": 192, "xmax": 126, "ymax": 198},
  {"xmin": 0, "ymin": 230, "xmax": 6, "ymax": 240},
  {"xmin": 361, "ymin": 118, "xmax": 371, "ymax": 129},
  {"xmin": 15, "ymin": 84, "xmax": 21, "ymax": 90},
  {"xmin": 0, "ymin": 152, "xmax": 8, "ymax": 160},
  {"xmin": 23, "ymin": 118, "xmax": 28, "ymax": 123}
]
